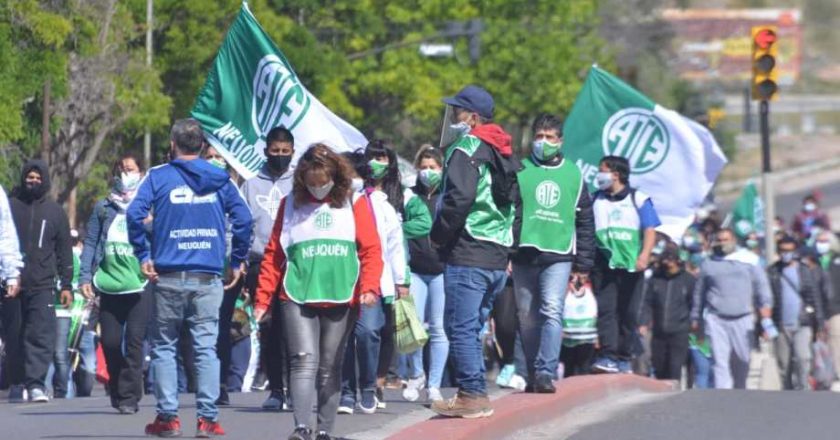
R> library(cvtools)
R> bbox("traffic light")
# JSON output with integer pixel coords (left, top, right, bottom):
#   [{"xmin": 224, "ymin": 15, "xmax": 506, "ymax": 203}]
[{"xmin": 751, "ymin": 26, "xmax": 778, "ymax": 101}]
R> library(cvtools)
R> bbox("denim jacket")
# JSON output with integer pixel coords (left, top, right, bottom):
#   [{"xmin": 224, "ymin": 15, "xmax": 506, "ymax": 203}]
[{"xmin": 79, "ymin": 198, "xmax": 151, "ymax": 285}]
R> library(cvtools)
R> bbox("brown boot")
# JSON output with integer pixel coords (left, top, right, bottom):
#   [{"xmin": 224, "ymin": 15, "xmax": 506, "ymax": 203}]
[{"xmin": 430, "ymin": 391, "xmax": 493, "ymax": 418}]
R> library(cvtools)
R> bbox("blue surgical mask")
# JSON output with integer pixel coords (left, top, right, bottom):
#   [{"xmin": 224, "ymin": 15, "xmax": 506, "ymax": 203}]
[
  {"xmin": 450, "ymin": 121, "xmax": 471, "ymax": 136},
  {"xmin": 780, "ymin": 252, "xmax": 797, "ymax": 264}
]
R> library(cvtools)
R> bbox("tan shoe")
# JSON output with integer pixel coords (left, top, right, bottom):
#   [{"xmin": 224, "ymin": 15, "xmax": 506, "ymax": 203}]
[{"xmin": 430, "ymin": 391, "xmax": 493, "ymax": 418}]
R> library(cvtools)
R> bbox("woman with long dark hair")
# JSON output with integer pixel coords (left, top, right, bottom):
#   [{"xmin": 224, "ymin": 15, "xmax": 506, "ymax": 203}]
[
  {"xmin": 254, "ymin": 144, "xmax": 383, "ymax": 440},
  {"xmin": 402, "ymin": 145, "xmax": 448, "ymax": 402},
  {"xmin": 79, "ymin": 153, "xmax": 153, "ymax": 414}
]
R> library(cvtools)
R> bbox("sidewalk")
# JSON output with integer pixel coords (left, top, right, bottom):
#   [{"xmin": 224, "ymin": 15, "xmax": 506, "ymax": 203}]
[{"xmin": 385, "ymin": 375, "xmax": 677, "ymax": 440}]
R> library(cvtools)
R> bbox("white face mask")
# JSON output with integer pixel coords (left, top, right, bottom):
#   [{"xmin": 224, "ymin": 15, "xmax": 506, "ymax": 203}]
[
  {"xmin": 804, "ymin": 202, "xmax": 817, "ymax": 213},
  {"xmin": 816, "ymin": 242, "xmax": 831, "ymax": 255},
  {"xmin": 595, "ymin": 171, "xmax": 614, "ymax": 190},
  {"xmin": 307, "ymin": 180, "xmax": 334, "ymax": 201},
  {"xmin": 120, "ymin": 172, "xmax": 141, "ymax": 191},
  {"xmin": 351, "ymin": 178, "xmax": 365, "ymax": 192}
]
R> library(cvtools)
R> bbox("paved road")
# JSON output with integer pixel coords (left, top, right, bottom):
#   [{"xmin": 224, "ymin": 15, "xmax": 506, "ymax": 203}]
[
  {"xmin": 0, "ymin": 387, "xmax": 455, "ymax": 440},
  {"xmin": 565, "ymin": 389, "xmax": 840, "ymax": 440}
]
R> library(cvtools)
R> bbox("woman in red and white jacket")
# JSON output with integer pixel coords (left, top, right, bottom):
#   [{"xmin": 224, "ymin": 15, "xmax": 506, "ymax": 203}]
[{"xmin": 254, "ymin": 144, "xmax": 383, "ymax": 440}]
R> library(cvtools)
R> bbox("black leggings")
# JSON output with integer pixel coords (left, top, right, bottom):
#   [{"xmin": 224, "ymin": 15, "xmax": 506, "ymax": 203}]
[
  {"xmin": 376, "ymin": 301, "xmax": 396, "ymax": 379},
  {"xmin": 281, "ymin": 301, "xmax": 355, "ymax": 434},
  {"xmin": 99, "ymin": 285, "xmax": 153, "ymax": 407},
  {"xmin": 651, "ymin": 332, "xmax": 689, "ymax": 381}
]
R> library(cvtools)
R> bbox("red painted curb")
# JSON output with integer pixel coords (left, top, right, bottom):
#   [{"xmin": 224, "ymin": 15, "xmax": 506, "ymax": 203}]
[{"xmin": 386, "ymin": 375, "xmax": 678, "ymax": 440}]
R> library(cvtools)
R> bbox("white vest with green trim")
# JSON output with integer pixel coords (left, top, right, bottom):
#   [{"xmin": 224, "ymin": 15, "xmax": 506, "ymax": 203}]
[
  {"xmin": 280, "ymin": 196, "xmax": 360, "ymax": 304},
  {"xmin": 592, "ymin": 190, "xmax": 648, "ymax": 272},
  {"xmin": 516, "ymin": 157, "xmax": 583, "ymax": 255},
  {"xmin": 444, "ymin": 134, "xmax": 514, "ymax": 247}
]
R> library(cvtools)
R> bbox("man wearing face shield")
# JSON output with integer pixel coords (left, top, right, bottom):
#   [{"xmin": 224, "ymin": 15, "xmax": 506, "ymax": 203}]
[
  {"xmin": 690, "ymin": 228, "xmax": 773, "ymax": 389},
  {"xmin": 767, "ymin": 235, "xmax": 823, "ymax": 390},
  {"xmin": 510, "ymin": 114, "xmax": 595, "ymax": 393},
  {"xmin": 430, "ymin": 85, "xmax": 518, "ymax": 418},
  {"xmin": 5, "ymin": 159, "xmax": 74, "ymax": 403}
]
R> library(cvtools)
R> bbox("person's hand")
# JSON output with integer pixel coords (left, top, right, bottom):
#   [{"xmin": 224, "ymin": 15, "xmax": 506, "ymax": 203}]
[
  {"xmin": 80, "ymin": 283, "xmax": 94, "ymax": 300},
  {"xmin": 253, "ymin": 307, "xmax": 268, "ymax": 323},
  {"xmin": 396, "ymin": 285, "xmax": 410, "ymax": 299},
  {"xmin": 360, "ymin": 292, "xmax": 378, "ymax": 307},
  {"xmin": 635, "ymin": 252, "xmax": 651, "ymax": 272},
  {"xmin": 506, "ymin": 261, "xmax": 513, "ymax": 276},
  {"xmin": 224, "ymin": 262, "xmax": 245, "ymax": 290},
  {"xmin": 638, "ymin": 325, "xmax": 648, "ymax": 337},
  {"xmin": 4, "ymin": 279, "xmax": 19, "ymax": 299},
  {"xmin": 59, "ymin": 290, "xmax": 73, "ymax": 308},
  {"xmin": 141, "ymin": 260, "xmax": 158, "ymax": 283}
]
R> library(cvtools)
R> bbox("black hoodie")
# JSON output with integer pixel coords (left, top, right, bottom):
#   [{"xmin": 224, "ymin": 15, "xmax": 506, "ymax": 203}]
[{"xmin": 9, "ymin": 159, "xmax": 73, "ymax": 291}]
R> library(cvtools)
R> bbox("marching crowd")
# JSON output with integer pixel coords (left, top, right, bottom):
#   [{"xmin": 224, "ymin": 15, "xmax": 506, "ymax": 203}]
[{"xmin": 0, "ymin": 85, "xmax": 839, "ymax": 440}]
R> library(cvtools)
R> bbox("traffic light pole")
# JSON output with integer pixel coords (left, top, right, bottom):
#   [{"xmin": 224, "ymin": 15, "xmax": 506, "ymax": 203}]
[{"xmin": 760, "ymin": 99, "xmax": 776, "ymax": 263}]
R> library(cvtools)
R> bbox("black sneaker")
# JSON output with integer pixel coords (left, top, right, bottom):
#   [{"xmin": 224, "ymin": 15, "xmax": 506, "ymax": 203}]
[
  {"xmin": 315, "ymin": 431, "xmax": 332, "ymax": 440},
  {"xmin": 288, "ymin": 425, "xmax": 312, "ymax": 440},
  {"xmin": 534, "ymin": 374, "xmax": 556, "ymax": 394},
  {"xmin": 216, "ymin": 388, "xmax": 230, "ymax": 406}
]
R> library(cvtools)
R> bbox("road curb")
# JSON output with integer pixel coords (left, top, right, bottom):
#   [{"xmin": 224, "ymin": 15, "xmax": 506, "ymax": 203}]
[{"xmin": 385, "ymin": 375, "xmax": 678, "ymax": 440}]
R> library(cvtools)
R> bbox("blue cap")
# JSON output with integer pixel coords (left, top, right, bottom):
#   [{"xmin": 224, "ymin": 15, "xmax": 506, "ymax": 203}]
[{"xmin": 442, "ymin": 85, "xmax": 494, "ymax": 119}]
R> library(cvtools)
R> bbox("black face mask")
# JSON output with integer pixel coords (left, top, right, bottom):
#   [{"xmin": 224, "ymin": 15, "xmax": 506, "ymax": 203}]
[
  {"xmin": 21, "ymin": 182, "xmax": 47, "ymax": 201},
  {"xmin": 266, "ymin": 154, "xmax": 292, "ymax": 174}
]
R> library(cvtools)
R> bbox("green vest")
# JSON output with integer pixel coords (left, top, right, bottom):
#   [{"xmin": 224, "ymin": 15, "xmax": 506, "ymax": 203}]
[
  {"xmin": 592, "ymin": 190, "xmax": 648, "ymax": 271},
  {"xmin": 280, "ymin": 197, "xmax": 360, "ymax": 304},
  {"xmin": 55, "ymin": 251, "xmax": 83, "ymax": 318},
  {"xmin": 93, "ymin": 213, "xmax": 148, "ymax": 294},
  {"xmin": 444, "ymin": 134, "xmax": 514, "ymax": 247},
  {"xmin": 517, "ymin": 157, "xmax": 583, "ymax": 255}
]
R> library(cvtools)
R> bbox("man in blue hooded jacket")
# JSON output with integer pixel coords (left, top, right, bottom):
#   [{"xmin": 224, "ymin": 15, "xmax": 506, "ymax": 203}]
[{"xmin": 127, "ymin": 118, "xmax": 252, "ymax": 438}]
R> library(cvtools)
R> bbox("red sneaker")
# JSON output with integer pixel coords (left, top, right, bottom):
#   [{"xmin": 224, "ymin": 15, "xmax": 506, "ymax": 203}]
[
  {"xmin": 196, "ymin": 417, "xmax": 225, "ymax": 438},
  {"xmin": 145, "ymin": 415, "xmax": 182, "ymax": 437}
]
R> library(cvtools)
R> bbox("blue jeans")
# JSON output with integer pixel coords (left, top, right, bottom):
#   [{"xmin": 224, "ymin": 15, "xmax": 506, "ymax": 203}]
[
  {"xmin": 47, "ymin": 319, "xmax": 97, "ymax": 398},
  {"xmin": 48, "ymin": 317, "xmax": 72, "ymax": 397},
  {"xmin": 341, "ymin": 298, "xmax": 384, "ymax": 399},
  {"xmin": 443, "ymin": 265, "xmax": 507, "ymax": 396},
  {"xmin": 407, "ymin": 273, "xmax": 449, "ymax": 388},
  {"xmin": 513, "ymin": 262, "xmax": 572, "ymax": 380},
  {"xmin": 690, "ymin": 347, "xmax": 714, "ymax": 389},
  {"xmin": 150, "ymin": 274, "xmax": 224, "ymax": 420}
]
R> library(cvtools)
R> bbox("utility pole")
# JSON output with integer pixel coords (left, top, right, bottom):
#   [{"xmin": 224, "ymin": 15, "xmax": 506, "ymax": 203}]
[{"xmin": 143, "ymin": 0, "xmax": 153, "ymax": 167}]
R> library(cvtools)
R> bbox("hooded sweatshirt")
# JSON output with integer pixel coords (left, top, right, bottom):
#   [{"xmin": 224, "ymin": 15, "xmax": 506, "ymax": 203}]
[
  {"xmin": 9, "ymin": 159, "xmax": 73, "ymax": 291},
  {"xmin": 127, "ymin": 158, "xmax": 252, "ymax": 274},
  {"xmin": 431, "ymin": 123, "xmax": 518, "ymax": 270},
  {"xmin": 240, "ymin": 163, "xmax": 294, "ymax": 262}
]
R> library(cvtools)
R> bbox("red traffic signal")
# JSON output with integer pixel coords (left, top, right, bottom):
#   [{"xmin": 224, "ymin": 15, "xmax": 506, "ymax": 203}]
[{"xmin": 754, "ymin": 28, "xmax": 777, "ymax": 50}]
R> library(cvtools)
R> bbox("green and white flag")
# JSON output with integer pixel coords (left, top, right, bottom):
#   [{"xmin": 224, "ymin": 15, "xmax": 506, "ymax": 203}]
[
  {"xmin": 730, "ymin": 181, "xmax": 764, "ymax": 238},
  {"xmin": 191, "ymin": 3, "xmax": 367, "ymax": 180},
  {"xmin": 563, "ymin": 66, "xmax": 728, "ymax": 240}
]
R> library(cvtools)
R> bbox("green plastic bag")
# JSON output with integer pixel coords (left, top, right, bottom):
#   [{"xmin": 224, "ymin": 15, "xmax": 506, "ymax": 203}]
[{"xmin": 395, "ymin": 296, "xmax": 428, "ymax": 354}]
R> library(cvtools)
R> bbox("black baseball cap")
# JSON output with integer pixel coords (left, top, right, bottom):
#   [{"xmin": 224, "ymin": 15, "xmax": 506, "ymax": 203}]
[{"xmin": 442, "ymin": 85, "xmax": 494, "ymax": 119}]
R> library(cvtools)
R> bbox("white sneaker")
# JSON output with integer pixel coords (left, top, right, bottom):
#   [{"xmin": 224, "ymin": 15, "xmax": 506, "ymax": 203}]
[
  {"xmin": 402, "ymin": 374, "xmax": 425, "ymax": 402},
  {"xmin": 427, "ymin": 387, "xmax": 443, "ymax": 402},
  {"xmin": 28, "ymin": 388, "xmax": 49, "ymax": 403},
  {"xmin": 337, "ymin": 405, "xmax": 354, "ymax": 415},
  {"xmin": 508, "ymin": 374, "xmax": 527, "ymax": 392}
]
